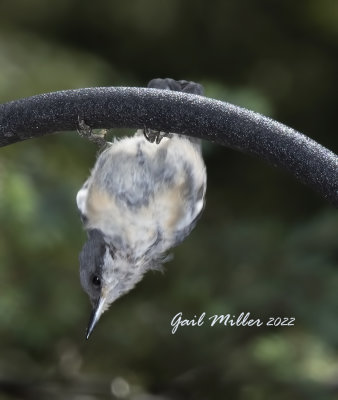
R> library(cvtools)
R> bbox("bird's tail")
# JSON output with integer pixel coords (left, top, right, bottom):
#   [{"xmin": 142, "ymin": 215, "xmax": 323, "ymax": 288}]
[{"xmin": 147, "ymin": 78, "xmax": 204, "ymax": 150}]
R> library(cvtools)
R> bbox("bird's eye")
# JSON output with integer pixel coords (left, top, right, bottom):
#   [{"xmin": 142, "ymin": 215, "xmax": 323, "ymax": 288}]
[{"xmin": 92, "ymin": 275, "xmax": 101, "ymax": 287}]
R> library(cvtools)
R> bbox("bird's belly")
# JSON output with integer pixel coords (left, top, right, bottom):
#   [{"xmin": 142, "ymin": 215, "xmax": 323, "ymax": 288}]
[
  {"xmin": 83, "ymin": 134, "xmax": 206, "ymax": 256},
  {"xmin": 85, "ymin": 181, "xmax": 193, "ymax": 257}
]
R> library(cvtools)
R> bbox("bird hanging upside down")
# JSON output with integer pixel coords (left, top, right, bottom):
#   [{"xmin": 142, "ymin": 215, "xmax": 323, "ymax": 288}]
[{"xmin": 77, "ymin": 78, "xmax": 207, "ymax": 338}]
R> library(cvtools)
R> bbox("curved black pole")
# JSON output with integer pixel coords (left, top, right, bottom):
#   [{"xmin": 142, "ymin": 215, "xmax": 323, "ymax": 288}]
[{"xmin": 0, "ymin": 87, "xmax": 337, "ymax": 206}]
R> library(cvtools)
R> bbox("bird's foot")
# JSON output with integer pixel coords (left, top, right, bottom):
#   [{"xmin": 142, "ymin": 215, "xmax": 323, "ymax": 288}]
[
  {"xmin": 77, "ymin": 117, "xmax": 108, "ymax": 147},
  {"xmin": 143, "ymin": 128, "xmax": 172, "ymax": 144}
]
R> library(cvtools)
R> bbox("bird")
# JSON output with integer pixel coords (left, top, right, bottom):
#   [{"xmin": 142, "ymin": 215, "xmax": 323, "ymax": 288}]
[{"xmin": 77, "ymin": 78, "xmax": 207, "ymax": 338}]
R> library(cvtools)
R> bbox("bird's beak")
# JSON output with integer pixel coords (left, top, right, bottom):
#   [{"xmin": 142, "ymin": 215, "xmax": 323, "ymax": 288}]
[{"xmin": 86, "ymin": 295, "xmax": 107, "ymax": 339}]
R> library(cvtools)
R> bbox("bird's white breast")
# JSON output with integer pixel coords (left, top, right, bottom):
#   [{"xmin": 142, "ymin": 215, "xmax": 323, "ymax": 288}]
[{"xmin": 77, "ymin": 132, "xmax": 206, "ymax": 257}]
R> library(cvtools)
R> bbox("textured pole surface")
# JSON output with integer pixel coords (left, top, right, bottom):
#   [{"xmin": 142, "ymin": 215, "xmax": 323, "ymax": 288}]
[{"xmin": 0, "ymin": 87, "xmax": 337, "ymax": 206}]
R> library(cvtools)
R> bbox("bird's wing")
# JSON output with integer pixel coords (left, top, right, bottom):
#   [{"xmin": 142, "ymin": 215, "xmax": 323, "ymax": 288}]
[{"xmin": 76, "ymin": 179, "xmax": 90, "ymax": 222}]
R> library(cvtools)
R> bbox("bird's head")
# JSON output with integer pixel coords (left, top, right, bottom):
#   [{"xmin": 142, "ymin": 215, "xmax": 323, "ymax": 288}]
[{"xmin": 79, "ymin": 229, "xmax": 147, "ymax": 338}]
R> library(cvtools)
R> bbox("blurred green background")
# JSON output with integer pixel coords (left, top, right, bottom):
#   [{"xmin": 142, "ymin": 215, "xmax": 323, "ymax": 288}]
[{"xmin": 0, "ymin": 1, "xmax": 337, "ymax": 399}]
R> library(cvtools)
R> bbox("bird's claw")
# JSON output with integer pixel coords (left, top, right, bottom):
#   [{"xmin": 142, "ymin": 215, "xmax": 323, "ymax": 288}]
[
  {"xmin": 143, "ymin": 128, "xmax": 172, "ymax": 144},
  {"xmin": 77, "ymin": 118, "xmax": 108, "ymax": 147}
]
